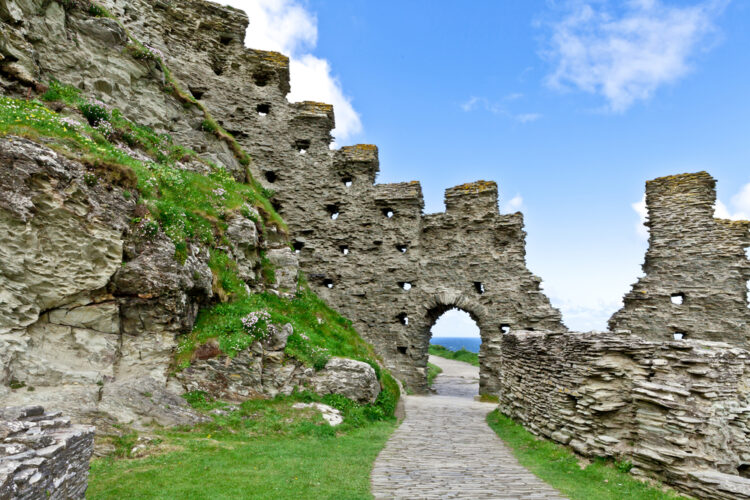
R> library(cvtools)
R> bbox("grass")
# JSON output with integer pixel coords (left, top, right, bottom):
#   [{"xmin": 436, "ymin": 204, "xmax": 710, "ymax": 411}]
[
  {"xmin": 486, "ymin": 411, "xmax": 688, "ymax": 500},
  {"xmin": 88, "ymin": 396, "xmax": 397, "ymax": 500},
  {"xmin": 428, "ymin": 344, "xmax": 479, "ymax": 367},
  {"xmin": 427, "ymin": 362, "xmax": 442, "ymax": 387}
]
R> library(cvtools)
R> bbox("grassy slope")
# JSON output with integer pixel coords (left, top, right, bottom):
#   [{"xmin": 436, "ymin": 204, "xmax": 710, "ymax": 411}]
[
  {"xmin": 486, "ymin": 411, "xmax": 688, "ymax": 500},
  {"xmin": 88, "ymin": 398, "xmax": 395, "ymax": 500},
  {"xmin": 428, "ymin": 344, "xmax": 479, "ymax": 367}
]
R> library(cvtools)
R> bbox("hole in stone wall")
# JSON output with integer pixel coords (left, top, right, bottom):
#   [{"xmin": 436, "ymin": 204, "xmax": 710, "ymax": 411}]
[
  {"xmin": 326, "ymin": 204, "xmax": 340, "ymax": 220},
  {"xmin": 382, "ymin": 208, "xmax": 394, "ymax": 218},
  {"xmin": 397, "ymin": 346, "xmax": 408, "ymax": 355},
  {"xmin": 399, "ymin": 282, "xmax": 412, "ymax": 291},
  {"xmin": 256, "ymin": 103, "xmax": 270, "ymax": 116},
  {"xmin": 340, "ymin": 245, "xmax": 349, "ymax": 255},
  {"xmin": 738, "ymin": 464, "xmax": 750, "ymax": 478},
  {"xmin": 396, "ymin": 244, "xmax": 407, "ymax": 253},
  {"xmin": 397, "ymin": 313, "xmax": 409, "ymax": 325},
  {"xmin": 219, "ymin": 35, "xmax": 233, "ymax": 46},
  {"xmin": 670, "ymin": 293, "xmax": 685, "ymax": 305},
  {"xmin": 189, "ymin": 86, "xmax": 205, "ymax": 100},
  {"xmin": 295, "ymin": 139, "xmax": 311, "ymax": 154},
  {"xmin": 272, "ymin": 199, "xmax": 282, "ymax": 212},
  {"xmin": 343, "ymin": 178, "xmax": 353, "ymax": 187},
  {"xmin": 293, "ymin": 241, "xmax": 304, "ymax": 254},
  {"xmin": 500, "ymin": 324, "xmax": 511, "ymax": 334},
  {"xmin": 474, "ymin": 282, "xmax": 485, "ymax": 294},
  {"xmin": 373, "ymin": 240, "xmax": 383, "ymax": 246},
  {"xmin": 323, "ymin": 279, "xmax": 334, "ymax": 289},
  {"xmin": 253, "ymin": 69, "xmax": 272, "ymax": 87},
  {"xmin": 264, "ymin": 171, "xmax": 277, "ymax": 183},
  {"xmin": 673, "ymin": 332, "xmax": 686, "ymax": 340}
]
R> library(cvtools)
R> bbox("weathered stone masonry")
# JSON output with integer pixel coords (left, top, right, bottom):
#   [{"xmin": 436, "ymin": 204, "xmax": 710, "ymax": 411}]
[
  {"xmin": 0, "ymin": 406, "xmax": 94, "ymax": 499},
  {"xmin": 610, "ymin": 172, "xmax": 750, "ymax": 344},
  {"xmin": 100, "ymin": 0, "xmax": 565, "ymax": 392},
  {"xmin": 498, "ymin": 172, "xmax": 750, "ymax": 499}
]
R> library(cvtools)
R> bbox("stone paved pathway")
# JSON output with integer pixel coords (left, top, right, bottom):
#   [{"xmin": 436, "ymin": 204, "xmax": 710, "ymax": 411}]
[{"xmin": 371, "ymin": 355, "xmax": 566, "ymax": 499}]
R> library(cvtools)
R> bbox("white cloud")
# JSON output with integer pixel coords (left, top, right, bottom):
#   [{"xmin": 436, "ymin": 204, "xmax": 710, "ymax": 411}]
[
  {"xmin": 516, "ymin": 113, "xmax": 542, "ymax": 123},
  {"xmin": 632, "ymin": 194, "xmax": 649, "ymax": 239},
  {"xmin": 460, "ymin": 97, "xmax": 541, "ymax": 124},
  {"xmin": 716, "ymin": 182, "xmax": 750, "ymax": 220},
  {"xmin": 502, "ymin": 194, "xmax": 524, "ymax": 213},
  {"xmin": 224, "ymin": 0, "xmax": 362, "ymax": 141},
  {"xmin": 543, "ymin": 0, "xmax": 728, "ymax": 112}
]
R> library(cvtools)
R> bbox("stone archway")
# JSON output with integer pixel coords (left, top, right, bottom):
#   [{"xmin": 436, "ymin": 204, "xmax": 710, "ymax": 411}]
[{"xmin": 415, "ymin": 290, "xmax": 499, "ymax": 395}]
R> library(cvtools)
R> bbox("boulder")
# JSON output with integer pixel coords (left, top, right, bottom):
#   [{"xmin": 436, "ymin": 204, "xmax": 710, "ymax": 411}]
[{"xmin": 312, "ymin": 357, "xmax": 380, "ymax": 404}]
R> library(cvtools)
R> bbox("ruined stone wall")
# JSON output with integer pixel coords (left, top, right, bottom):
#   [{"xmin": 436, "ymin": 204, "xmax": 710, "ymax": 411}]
[
  {"xmin": 100, "ymin": 0, "xmax": 564, "ymax": 391},
  {"xmin": 0, "ymin": 406, "xmax": 94, "ymax": 499},
  {"xmin": 498, "ymin": 330, "xmax": 750, "ymax": 499},
  {"xmin": 610, "ymin": 172, "xmax": 750, "ymax": 345}
]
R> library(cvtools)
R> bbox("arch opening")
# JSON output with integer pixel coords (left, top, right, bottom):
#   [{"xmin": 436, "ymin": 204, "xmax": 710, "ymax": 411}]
[{"xmin": 427, "ymin": 307, "xmax": 482, "ymax": 397}]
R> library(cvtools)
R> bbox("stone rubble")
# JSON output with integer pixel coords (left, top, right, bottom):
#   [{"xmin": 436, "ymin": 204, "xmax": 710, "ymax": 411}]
[
  {"xmin": 291, "ymin": 403, "xmax": 343, "ymax": 427},
  {"xmin": 0, "ymin": 406, "xmax": 94, "ymax": 500}
]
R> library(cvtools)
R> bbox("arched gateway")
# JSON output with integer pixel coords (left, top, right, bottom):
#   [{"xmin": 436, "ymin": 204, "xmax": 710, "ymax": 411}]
[{"xmin": 262, "ymin": 141, "xmax": 565, "ymax": 392}]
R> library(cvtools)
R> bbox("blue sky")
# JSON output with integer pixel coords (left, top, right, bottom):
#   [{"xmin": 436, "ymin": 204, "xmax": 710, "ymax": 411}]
[{"xmin": 227, "ymin": 0, "xmax": 750, "ymax": 335}]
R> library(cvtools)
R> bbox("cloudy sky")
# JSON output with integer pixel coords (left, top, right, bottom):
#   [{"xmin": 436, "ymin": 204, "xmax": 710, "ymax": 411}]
[{"xmin": 224, "ymin": 0, "xmax": 750, "ymax": 336}]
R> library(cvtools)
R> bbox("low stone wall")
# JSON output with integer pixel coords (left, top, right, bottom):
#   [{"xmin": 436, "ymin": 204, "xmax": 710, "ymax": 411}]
[
  {"xmin": 0, "ymin": 406, "xmax": 94, "ymax": 499},
  {"xmin": 497, "ymin": 330, "xmax": 750, "ymax": 499}
]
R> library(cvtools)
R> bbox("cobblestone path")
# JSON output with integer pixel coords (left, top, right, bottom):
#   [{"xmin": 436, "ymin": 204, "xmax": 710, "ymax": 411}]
[{"xmin": 371, "ymin": 355, "xmax": 566, "ymax": 499}]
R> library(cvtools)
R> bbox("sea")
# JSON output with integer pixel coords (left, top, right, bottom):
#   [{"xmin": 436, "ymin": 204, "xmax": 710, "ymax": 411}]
[{"xmin": 430, "ymin": 337, "xmax": 481, "ymax": 353}]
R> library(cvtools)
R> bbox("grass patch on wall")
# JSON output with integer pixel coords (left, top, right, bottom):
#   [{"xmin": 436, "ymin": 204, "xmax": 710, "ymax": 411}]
[
  {"xmin": 427, "ymin": 362, "xmax": 442, "ymax": 387},
  {"xmin": 88, "ymin": 396, "xmax": 397, "ymax": 500},
  {"xmin": 429, "ymin": 344, "xmax": 479, "ymax": 367},
  {"xmin": 486, "ymin": 411, "xmax": 688, "ymax": 500}
]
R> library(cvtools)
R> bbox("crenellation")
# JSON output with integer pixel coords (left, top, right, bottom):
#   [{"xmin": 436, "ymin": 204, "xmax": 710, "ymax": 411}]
[{"xmin": 444, "ymin": 180, "xmax": 500, "ymax": 216}]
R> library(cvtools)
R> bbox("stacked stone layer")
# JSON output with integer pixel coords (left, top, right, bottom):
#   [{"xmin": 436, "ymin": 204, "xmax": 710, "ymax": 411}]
[
  {"xmin": 0, "ymin": 406, "xmax": 94, "ymax": 500},
  {"xmin": 498, "ymin": 331, "xmax": 750, "ymax": 499}
]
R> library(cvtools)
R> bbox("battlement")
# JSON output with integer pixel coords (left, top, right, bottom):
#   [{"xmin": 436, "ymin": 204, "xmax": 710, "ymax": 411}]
[
  {"xmin": 374, "ymin": 182, "xmax": 424, "ymax": 212},
  {"xmin": 334, "ymin": 145, "xmax": 380, "ymax": 185},
  {"xmin": 294, "ymin": 101, "xmax": 335, "ymax": 119},
  {"xmin": 445, "ymin": 180, "xmax": 499, "ymax": 216}
]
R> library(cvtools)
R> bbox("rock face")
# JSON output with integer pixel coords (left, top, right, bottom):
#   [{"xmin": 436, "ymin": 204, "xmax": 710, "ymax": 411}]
[
  {"xmin": 0, "ymin": 406, "xmax": 94, "ymax": 500},
  {"xmin": 610, "ymin": 172, "xmax": 750, "ymax": 344},
  {"xmin": 178, "ymin": 325, "xmax": 381, "ymax": 404}
]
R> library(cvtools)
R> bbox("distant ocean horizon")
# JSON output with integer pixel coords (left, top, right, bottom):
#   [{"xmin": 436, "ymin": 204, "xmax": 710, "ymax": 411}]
[{"xmin": 430, "ymin": 337, "xmax": 481, "ymax": 353}]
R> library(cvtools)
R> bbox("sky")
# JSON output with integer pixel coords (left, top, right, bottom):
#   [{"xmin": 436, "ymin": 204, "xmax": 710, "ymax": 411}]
[{"xmin": 224, "ymin": 0, "xmax": 750, "ymax": 336}]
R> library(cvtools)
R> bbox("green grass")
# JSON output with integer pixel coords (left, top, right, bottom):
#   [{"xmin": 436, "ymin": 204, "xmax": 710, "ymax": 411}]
[
  {"xmin": 88, "ymin": 397, "xmax": 397, "ymax": 500},
  {"xmin": 428, "ymin": 344, "xmax": 479, "ymax": 366},
  {"xmin": 427, "ymin": 362, "xmax": 442, "ymax": 387},
  {"xmin": 486, "ymin": 411, "xmax": 688, "ymax": 500}
]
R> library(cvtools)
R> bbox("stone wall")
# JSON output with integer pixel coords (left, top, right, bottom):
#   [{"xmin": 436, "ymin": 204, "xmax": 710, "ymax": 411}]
[
  {"xmin": 610, "ymin": 172, "xmax": 750, "ymax": 345},
  {"xmin": 0, "ymin": 406, "xmax": 94, "ymax": 499},
  {"xmin": 497, "ymin": 330, "xmax": 750, "ymax": 499},
  {"xmin": 97, "ymin": 0, "xmax": 564, "ymax": 392}
]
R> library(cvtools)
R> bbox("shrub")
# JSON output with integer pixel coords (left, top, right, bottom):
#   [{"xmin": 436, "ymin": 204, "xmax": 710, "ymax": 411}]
[{"xmin": 79, "ymin": 101, "xmax": 110, "ymax": 127}]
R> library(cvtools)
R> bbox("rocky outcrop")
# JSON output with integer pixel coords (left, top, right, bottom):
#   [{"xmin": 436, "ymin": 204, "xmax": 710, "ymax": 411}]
[
  {"xmin": 0, "ymin": 406, "xmax": 94, "ymax": 500},
  {"xmin": 0, "ymin": 133, "xmax": 294, "ymax": 435},
  {"xmin": 312, "ymin": 357, "xmax": 380, "ymax": 404},
  {"xmin": 178, "ymin": 325, "xmax": 381, "ymax": 404}
]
